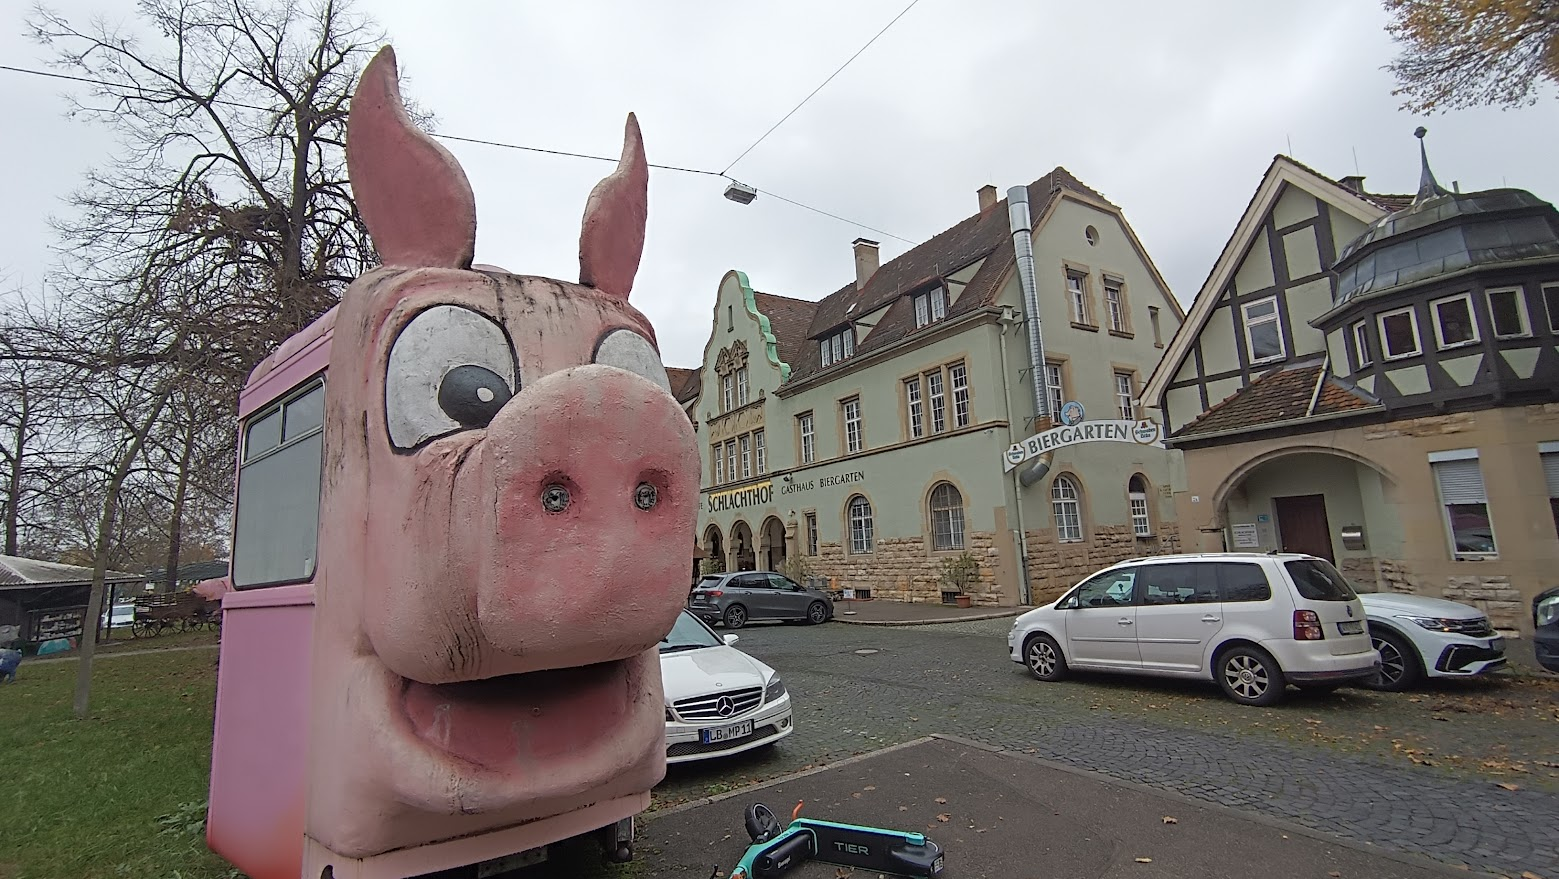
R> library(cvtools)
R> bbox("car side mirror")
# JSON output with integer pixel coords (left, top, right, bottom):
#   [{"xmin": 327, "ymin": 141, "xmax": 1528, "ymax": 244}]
[{"xmin": 723, "ymin": 633, "xmax": 739, "ymax": 645}]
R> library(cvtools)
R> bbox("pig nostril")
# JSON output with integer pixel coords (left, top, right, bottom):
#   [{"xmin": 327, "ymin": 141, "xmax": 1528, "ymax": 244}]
[
  {"xmin": 634, "ymin": 482, "xmax": 658, "ymax": 511},
  {"xmin": 541, "ymin": 484, "xmax": 571, "ymax": 513}
]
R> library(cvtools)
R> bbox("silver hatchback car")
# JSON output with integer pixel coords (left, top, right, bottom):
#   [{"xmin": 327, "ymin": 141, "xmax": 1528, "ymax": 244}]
[{"xmin": 688, "ymin": 571, "xmax": 835, "ymax": 629}]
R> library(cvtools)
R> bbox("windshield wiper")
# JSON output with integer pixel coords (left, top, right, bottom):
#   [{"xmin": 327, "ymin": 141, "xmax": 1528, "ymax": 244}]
[{"xmin": 659, "ymin": 644, "xmax": 707, "ymax": 653}]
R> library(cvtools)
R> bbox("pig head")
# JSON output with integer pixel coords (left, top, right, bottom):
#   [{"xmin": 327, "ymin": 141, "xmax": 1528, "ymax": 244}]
[{"xmin": 305, "ymin": 45, "xmax": 698, "ymax": 858}]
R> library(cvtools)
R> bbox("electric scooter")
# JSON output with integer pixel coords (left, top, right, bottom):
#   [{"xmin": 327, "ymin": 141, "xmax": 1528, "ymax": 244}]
[{"xmin": 716, "ymin": 801, "xmax": 945, "ymax": 879}]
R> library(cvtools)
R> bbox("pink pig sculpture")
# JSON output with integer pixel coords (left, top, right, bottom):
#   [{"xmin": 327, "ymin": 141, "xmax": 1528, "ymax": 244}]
[{"xmin": 203, "ymin": 45, "xmax": 698, "ymax": 879}]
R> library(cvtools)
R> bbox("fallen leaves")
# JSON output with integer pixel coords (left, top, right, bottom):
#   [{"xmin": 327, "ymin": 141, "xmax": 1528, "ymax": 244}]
[
  {"xmin": 935, "ymin": 813, "xmax": 951, "ymax": 823},
  {"xmin": 934, "ymin": 797, "xmax": 948, "ymax": 804},
  {"xmin": 1161, "ymin": 816, "xmax": 1178, "ymax": 824},
  {"xmin": 1135, "ymin": 857, "xmax": 1153, "ymax": 863},
  {"xmin": 1495, "ymin": 782, "xmax": 1521, "ymax": 791}
]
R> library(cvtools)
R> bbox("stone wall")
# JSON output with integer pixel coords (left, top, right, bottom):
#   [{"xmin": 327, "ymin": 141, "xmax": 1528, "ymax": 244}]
[
  {"xmin": 808, "ymin": 531, "xmax": 1006, "ymax": 606},
  {"xmin": 1339, "ymin": 557, "xmax": 1419, "ymax": 594},
  {"xmin": 1442, "ymin": 575, "xmax": 1524, "ymax": 634},
  {"xmin": 1022, "ymin": 523, "xmax": 1183, "ymax": 605},
  {"xmin": 1362, "ymin": 411, "xmax": 1475, "ymax": 440}
]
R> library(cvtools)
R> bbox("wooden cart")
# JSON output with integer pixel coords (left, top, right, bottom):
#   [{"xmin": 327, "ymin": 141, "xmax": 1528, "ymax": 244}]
[{"xmin": 131, "ymin": 590, "xmax": 221, "ymax": 638}]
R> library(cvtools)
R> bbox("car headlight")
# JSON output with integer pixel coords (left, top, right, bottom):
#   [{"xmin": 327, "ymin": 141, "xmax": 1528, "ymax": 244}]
[
  {"xmin": 1537, "ymin": 595, "xmax": 1559, "ymax": 627},
  {"xmin": 665, "ymin": 707, "xmax": 675, "ymax": 722},
  {"xmin": 1398, "ymin": 615, "xmax": 1467, "ymax": 632},
  {"xmin": 764, "ymin": 676, "xmax": 786, "ymax": 701}
]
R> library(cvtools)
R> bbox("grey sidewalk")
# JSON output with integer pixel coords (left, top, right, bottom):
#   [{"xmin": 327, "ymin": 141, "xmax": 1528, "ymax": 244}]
[{"xmin": 831, "ymin": 597, "xmax": 1030, "ymax": 625}]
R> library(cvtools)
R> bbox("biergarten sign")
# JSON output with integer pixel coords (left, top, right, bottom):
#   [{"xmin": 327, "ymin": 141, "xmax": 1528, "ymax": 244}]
[
  {"xmin": 780, "ymin": 468, "xmax": 864, "ymax": 496},
  {"xmin": 1002, "ymin": 419, "xmax": 1165, "ymax": 472},
  {"xmin": 705, "ymin": 480, "xmax": 773, "ymax": 513}
]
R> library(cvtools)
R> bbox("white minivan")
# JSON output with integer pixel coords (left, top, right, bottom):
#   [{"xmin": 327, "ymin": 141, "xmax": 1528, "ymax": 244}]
[{"xmin": 1007, "ymin": 553, "xmax": 1380, "ymax": 706}]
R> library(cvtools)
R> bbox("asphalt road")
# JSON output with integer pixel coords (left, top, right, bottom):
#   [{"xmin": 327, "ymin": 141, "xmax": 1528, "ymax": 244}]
[{"xmin": 653, "ymin": 617, "xmax": 1559, "ymax": 878}]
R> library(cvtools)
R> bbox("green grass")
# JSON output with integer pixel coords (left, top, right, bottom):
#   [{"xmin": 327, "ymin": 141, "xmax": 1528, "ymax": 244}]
[
  {"xmin": 0, "ymin": 649, "xmax": 237, "ymax": 879},
  {"xmin": 0, "ymin": 651, "xmax": 648, "ymax": 879}
]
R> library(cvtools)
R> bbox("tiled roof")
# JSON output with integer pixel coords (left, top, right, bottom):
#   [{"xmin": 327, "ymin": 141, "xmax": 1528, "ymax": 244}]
[
  {"xmin": 665, "ymin": 367, "xmax": 701, "ymax": 403},
  {"xmin": 1277, "ymin": 155, "xmax": 1412, "ymax": 213},
  {"xmin": 782, "ymin": 167, "xmax": 1115, "ymax": 384},
  {"xmin": 751, "ymin": 291, "xmax": 818, "ymax": 372},
  {"xmin": 1172, "ymin": 364, "xmax": 1377, "ymax": 439}
]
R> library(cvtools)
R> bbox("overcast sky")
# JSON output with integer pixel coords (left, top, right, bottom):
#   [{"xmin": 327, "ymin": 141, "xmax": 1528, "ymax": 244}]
[{"xmin": 5, "ymin": 1, "xmax": 1555, "ymax": 370}]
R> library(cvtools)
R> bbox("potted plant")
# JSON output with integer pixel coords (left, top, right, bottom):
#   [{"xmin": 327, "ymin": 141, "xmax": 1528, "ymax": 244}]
[{"xmin": 939, "ymin": 551, "xmax": 980, "ymax": 607}]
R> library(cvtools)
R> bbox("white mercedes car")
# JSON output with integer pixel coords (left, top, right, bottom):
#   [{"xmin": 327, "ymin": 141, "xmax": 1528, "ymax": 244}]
[
  {"xmin": 1357, "ymin": 592, "xmax": 1506, "ymax": 691},
  {"xmin": 659, "ymin": 609, "xmax": 794, "ymax": 764}
]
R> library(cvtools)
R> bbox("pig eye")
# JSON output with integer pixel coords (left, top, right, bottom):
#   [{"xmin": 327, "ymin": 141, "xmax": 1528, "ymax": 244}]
[
  {"xmin": 386, "ymin": 305, "xmax": 518, "ymax": 450},
  {"xmin": 593, "ymin": 329, "xmax": 672, "ymax": 394}
]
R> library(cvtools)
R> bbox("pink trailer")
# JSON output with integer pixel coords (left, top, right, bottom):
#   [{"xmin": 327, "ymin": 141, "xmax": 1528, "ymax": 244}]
[{"xmin": 205, "ymin": 45, "xmax": 697, "ymax": 879}]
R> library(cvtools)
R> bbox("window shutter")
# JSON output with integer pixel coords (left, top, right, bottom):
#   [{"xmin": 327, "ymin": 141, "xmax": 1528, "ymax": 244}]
[
  {"xmin": 1543, "ymin": 452, "xmax": 1559, "ymax": 499},
  {"xmin": 1432, "ymin": 459, "xmax": 1487, "ymax": 504}
]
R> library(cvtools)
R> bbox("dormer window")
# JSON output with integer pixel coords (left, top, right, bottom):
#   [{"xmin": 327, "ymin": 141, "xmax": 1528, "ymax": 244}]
[
  {"xmin": 913, "ymin": 285, "xmax": 947, "ymax": 328},
  {"xmin": 819, "ymin": 326, "xmax": 855, "ymax": 367}
]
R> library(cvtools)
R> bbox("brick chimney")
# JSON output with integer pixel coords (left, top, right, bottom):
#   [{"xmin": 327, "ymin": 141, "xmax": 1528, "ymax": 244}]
[
  {"xmin": 978, "ymin": 184, "xmax": 998, "ymax": 211},
  {"xmin": 852, "ymin": 238, "xmax": 880, "ymax": 290}
]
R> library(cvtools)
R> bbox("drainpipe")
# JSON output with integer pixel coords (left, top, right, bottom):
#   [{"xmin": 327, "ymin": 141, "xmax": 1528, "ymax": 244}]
[
  {"xmin": 1008, "ymin": 186, "xmax": 1054, "ymax": 488},
  {"xmin": 996, "ymin": 308, "xmax": 1032, "ymax": 605}
]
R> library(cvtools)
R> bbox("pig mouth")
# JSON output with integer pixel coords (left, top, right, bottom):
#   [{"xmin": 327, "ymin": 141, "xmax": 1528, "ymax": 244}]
[{"xmin": 398, "ymin": 655, "xmax": 637, "ymax": 771}]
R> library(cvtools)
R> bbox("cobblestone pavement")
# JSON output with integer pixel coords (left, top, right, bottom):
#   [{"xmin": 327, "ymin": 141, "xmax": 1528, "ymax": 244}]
[{"xmin": 654, "ymin": 618, "xmax": 1559, "ymax": 878}]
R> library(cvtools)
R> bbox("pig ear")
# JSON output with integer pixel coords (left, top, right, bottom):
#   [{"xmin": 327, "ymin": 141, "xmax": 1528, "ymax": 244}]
[
  {"xmin": 347, "ymin": 46, "xmax": 476, "ymax": 270},
  {"xmin": 578, "ymin": 113, "xmax": 648, "ymax": 300}
]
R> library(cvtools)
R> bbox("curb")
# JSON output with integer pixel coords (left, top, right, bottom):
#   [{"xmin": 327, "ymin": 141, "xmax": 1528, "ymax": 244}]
[{"xmin": 834, "ymin": 609, "xmax": 1024, "ymax": 626}]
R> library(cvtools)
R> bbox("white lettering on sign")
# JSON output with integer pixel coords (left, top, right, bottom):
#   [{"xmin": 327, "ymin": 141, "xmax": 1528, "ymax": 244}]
[
  {"xmin": 1003, "ymin": 420, "xmax": 1165, "ymax": 472},
  {"xmin": 704, "ymin": 481, "xmax": 774, "ymax": 513}
]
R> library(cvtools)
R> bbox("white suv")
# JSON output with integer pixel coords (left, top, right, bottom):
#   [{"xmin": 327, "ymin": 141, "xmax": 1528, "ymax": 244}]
[{"xmin": 1007, "ymin": 553, "xmax": 1381, "ymax": 706}]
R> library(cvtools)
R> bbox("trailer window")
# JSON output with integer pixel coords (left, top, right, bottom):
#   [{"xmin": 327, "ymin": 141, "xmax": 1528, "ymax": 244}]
[{"xmin": 232, "ymin": 379, "xmax": 325, "ymax": 589}]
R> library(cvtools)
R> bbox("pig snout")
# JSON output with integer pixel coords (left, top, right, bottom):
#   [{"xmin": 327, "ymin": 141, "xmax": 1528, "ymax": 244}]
[{"xmin": 478, "ymin": 363, "xmax": 698, "ymax": 673}]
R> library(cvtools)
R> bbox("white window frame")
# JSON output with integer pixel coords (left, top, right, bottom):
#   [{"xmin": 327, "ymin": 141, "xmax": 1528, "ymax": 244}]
[
  {"xmin": 721, "ymin": 373, "xmax": 734, "ymax": 411},
  {"xmin": 820, "ymin": 339, "xmax": 832, "ymax": 367},
  {"xmin": 1485, "ymin": 286, "xmax": 1531, "ymax": 339},
  {"xmin": 1051, "ymin": 475, "xmax": 1083, "ymax": 543},
  {"xmin": 1541, "ymin": 440, "xmax": 1559, "ymax": 539},
  {"xmin": 798, "ymin": 413, "xmax": 815, "ymax": 464},
  {"xmin": 1148, "ymin": 305, "xmax": 1162, "ymax": 345},
  {"xmin": 805, "ymin": 511, "xmax": 818, "ymax": 556},
  {"xmin": 1129, "ymin": 475, "xmax": 1152, "ymax": 538},
  {"xmin": 1066, "ymin": 273, "xmax": 1089, "ymax": 324},
  {"xmin": 1044, "ymin": 362, "xmax": 1064, "ymax": 420},
  {"xmin": 1428, "ymin": 448, "xmax": 1497, "ymax": 560},
  {"xmin": 1377, "ymin": 306, "xmax": 1422, "ymax": 360},
  {"xmin": 843, "ymin": 397, "xmax": 863, "ymax": 453},
  {"xmin": 929, "ymin": 482, "xmax": 966, "ymax": 551},
  {"xmin": 905, "ymin": 377, "xmax": 924, "ymax": 439},
  {"xmin": 1114, "ymin": 372, "xmax": 1135, "ymax": 421},
  {"xmin": 848, "ymin": 495, "xmax": 874, "ymax": 553},
  {"xmin": 949, "ymin": 361, "xmax": 970, "ymax": 428},
  {"xmin": 1431, "ymin": 292, "xmax": 1480, "ymax": 350},
  {"xmin": 1543, "ymin": 282, "xmax": 1559, "ymax": 334},
  {"xmin": 1104, "ymin": 282, "xmax": 1125, "ymax": 332},
  {"xmin": 913, "ymin": 286, "xmax": 947, "ymax": 328},
  {"xmin": 927, "ymin": 370, "xmax": 946, "ymax": 434},
  {"xmin": 736, "ymin": 366, "xmax": 749, "ymax": 405},
  {"xmin": 754, "ymin": 429, "xmax": 766, "ymax": 475},
  {"xmin": 725, "ymin": 440, "xmax": 737, "ymax": 484},
  {"xmin": 713, "ymin": 444, "xmax": 724, "ymax": 484},
  {"xmin": 739, "ymin": 434, "xmax": 752, "ymax": 479},
  {"xmin": 1351, "ymin": 320, "xmax": 1372, "ymax": 368},
  {"xmin": 1241, "ymin": 295, "xmax": 1285, "ymax": 364}
]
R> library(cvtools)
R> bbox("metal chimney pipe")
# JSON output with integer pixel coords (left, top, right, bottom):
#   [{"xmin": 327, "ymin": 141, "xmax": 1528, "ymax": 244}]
[{"xmin": 1007, "ymin": 186, "xmax": 1054, "ymax": 487}]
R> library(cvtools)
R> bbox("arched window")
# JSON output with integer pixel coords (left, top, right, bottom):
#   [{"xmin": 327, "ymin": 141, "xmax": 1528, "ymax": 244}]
[
  {"xmin": 1129, "ymin": 474, "xmax": 1152, "ymax": 537},
  {"xmin": 847, "ymin": 495, "xmax": 875, "ymax": 554},
  {"xmin": 1051, "ymin": 475, "xmax": 1083, "ymax": 543},
  {"xmin": 929, "ymin": 482, "xmax": 966, "ymax": 550}
]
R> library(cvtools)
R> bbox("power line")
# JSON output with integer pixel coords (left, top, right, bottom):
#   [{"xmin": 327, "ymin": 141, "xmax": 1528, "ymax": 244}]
[
  {"xmin": 718, "ymin": 0, "xmax": 925, "ymax": 176},
  {"xmin": 4, "ymin": 60, "xmax": 916, "ymax": 244}
]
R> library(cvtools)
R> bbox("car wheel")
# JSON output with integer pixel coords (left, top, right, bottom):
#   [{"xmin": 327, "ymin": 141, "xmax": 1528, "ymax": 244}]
[
  {"xmin": 1217, "ymin": 645, "xmax": 1286, "ymax": 706},
  {"xmin": 1024, "ymin": 633, "xmax": 1068, "ymax": 682},
  {"xmin": 723, "ymin": 604, "xmax": 747, "ymax": 629},
  {"xmin": 806, "ymin": 601, "xmax": 828, "ymax": 625},
  {"xmin": 1361, "ymin": 627, "xmax": 1421, "ymax": 692}
]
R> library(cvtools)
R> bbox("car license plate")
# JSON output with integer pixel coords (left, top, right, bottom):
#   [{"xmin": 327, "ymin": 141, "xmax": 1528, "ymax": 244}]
[
  {"xmin": 1338, "ymin": 620, "xmax": 1364, "ymax": 635},
  {"xmin": 1490, "ymin": 636, "xmax": 1504, "ymax": 653},
  {"xmin": 475, "ymin": 846, "xmax": 547, "ymax": 876},
  {"xmin": 700, "ymin": 719, "xmax": 753, "ymax": 744}
]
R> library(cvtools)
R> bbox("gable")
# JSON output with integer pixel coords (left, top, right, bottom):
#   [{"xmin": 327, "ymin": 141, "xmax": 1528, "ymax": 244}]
[{"xmin": 1144, "ymin": 157, "xmax": 1397, "ymax": 425}]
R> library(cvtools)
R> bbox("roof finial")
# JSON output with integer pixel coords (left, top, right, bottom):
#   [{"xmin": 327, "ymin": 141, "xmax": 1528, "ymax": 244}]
[{"xmin": 1413, "ymin": 126, "xmax": 1449, "ymax": 205}]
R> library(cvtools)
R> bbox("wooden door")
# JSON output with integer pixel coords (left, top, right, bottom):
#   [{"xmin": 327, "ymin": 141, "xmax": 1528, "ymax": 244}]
[{"xmin": 1273, "ymin": 495, "xmax": 1333, "ymax": 562}]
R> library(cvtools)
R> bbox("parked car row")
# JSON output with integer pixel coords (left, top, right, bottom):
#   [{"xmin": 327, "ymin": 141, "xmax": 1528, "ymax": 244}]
[{"xmin": 1007, "ymin": 552, "xmax": 1519, "ymax": 706}]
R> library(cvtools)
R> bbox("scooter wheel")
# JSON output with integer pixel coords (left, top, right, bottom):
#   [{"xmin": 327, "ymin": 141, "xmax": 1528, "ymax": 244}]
[{"xmin": 745, "ymin": 803, "xmax": 781, "ymax": 843}]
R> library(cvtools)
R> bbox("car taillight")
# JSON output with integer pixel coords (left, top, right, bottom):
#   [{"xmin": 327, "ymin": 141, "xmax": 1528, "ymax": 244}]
[
  {"xmin": 1293, "ymin": 610, "xmax": 1324, "ymax": 640},
  {"xmin": 703, "ymin": 590, "xmax": 723, "ymax": 598}
]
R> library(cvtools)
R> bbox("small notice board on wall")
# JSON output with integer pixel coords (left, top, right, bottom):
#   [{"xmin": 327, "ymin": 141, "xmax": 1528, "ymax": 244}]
[{"xmin": 1231, "ymin": 523, "xmax": 1260, "ymax": 548}]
